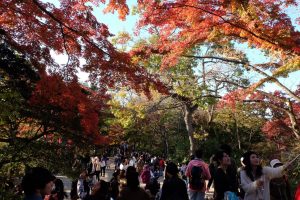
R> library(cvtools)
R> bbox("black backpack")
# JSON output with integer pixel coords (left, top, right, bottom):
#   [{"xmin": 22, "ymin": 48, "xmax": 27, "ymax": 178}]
[{"xmin": 189, "ymin": 165, "xmax": 205, "ymax": 190}]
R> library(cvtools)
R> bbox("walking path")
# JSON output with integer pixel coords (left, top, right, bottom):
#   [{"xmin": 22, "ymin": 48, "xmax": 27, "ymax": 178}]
[{"xmin": 59, "ymin": 157, "xmax": 214, "ymax": 199}]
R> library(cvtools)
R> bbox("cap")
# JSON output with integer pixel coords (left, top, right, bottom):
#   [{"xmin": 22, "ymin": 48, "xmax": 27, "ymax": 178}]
[{"xmin": 270, "ymin": 159, "xmax": 282, "ymax": 168}]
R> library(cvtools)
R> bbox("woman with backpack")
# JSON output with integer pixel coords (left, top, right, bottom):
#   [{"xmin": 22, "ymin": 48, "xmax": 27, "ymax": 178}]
[{"xmin": 213, "ymin": 150, "xmax": 238, "ymax": 200}]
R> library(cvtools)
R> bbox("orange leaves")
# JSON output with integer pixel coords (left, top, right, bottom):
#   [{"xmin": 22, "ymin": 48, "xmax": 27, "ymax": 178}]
[
  {"xmin": 103, "ymin": 0, "xmax": 129, "ymax": 20},
  {"xmin": 30, "ymin": 73, "xmax": 104, "ymax": 139},
  {"xmin": 134, "ymin": 0, "xmax": 300, "ymax": 67},
  {"xmin": 1, "ymin": 0, "xmax": 162, "ymax": 97}
]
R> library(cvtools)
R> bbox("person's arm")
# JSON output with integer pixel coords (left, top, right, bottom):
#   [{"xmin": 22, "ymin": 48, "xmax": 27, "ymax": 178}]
[
  {"xmin": 263, "ymin": 166, "xmax": 284, "ymax": 179},
  {"xmin": 240, "ymin": 171, "xmax": 258, "ymax": 193},
  {"xmin": 207, "ymin": 165, "xmax": 215, "ymax": 189},
  {"xmin": 203, "ymin": 163, "xmax": 211, "ymax": 180},
  {"xmin": 185, "ymin": 163, "xmax": 191, "ymax": 177},
  {"xmin": 207, "ymin": 177, "xmax": 213, "ymax": 189}
]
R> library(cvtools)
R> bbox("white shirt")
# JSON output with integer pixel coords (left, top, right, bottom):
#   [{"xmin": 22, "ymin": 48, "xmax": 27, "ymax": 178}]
[{"xmin": 240, "ymin": 166, "xmax": 284, "ymax": 200}]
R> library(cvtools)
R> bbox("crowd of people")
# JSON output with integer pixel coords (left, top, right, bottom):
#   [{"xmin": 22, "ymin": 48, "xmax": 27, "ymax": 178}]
[{"xmin": 21, "ymin": 145, "xmax": 300, "ymax": 200}]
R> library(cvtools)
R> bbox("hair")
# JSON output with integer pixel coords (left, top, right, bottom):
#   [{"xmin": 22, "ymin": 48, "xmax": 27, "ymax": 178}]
[
  {"xmin": 165, "ymin": 162, "xmax": 179, "ymax": 176},
  {"xmin": 243, "ymin": 151, "xmax": 263, "ymax": 181},
  {"xmin": 22, "ymin": 167, "xmax": 55, "ymax": 196},
  {"xmin": 220, "ymin": 144, "xmax": 232, "ymax": 156},
  {"xmin": 190, "ymin": 154, "xmax": 195, "ymax": 161},
  {"xmin": 194, "ymin": 149, "xmax": 203, "ymax": 159},
  {"xmin": 90, "ymin": 180, "xmax": 110, "ymax": 200},
  {"xmin": 52, "ymin": 179, "xmax": 68, "ymax": 200},
  {"xmin": 126, "ymin": 166, "xmax": 139, "ymax": 190},
  {"xmin": 112, "ymin": 169, "xmax": 120, "ymax": 178},
  {"xmin": 214, "ymin": 150, "xmax": 226, "ymax": 166}
]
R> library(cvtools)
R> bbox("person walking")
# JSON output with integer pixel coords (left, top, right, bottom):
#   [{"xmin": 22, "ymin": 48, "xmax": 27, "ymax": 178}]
[
  {"xmin": 213, "ymin": 150, "xmax": 238, "ymax": 200},
  {"xmin": 160, "ymin": 162, "xmax": 189, "ymax": 200},
  {"xmin": 185, "ymin": 149, "xmax": 211, "ymax": 200},
  {"xmin": 100, "ymin": 157, "xmax": 106, "ymax": 177},
  {"xmin": 77, "ymin": 171, "xmax": 90, "ymax": 200},
  {"xmin": 117, "ymin": 166, "xmax": 150, "ymax": 200},
  {"xmin": 94, "ymin": 157, "xmax": 101, "ymax": 181}
]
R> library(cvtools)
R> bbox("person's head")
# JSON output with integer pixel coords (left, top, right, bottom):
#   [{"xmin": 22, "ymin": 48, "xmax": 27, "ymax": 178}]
[
  {"xmin": 190, "ymin": 154, "xmax": 195, "ymax": 161},
  {"xmin": 214, "ymin": 150, "xmax": 231, "ymax": 167},
  {"xmin": 52, "ymin": 179, "xmax": 67, "ymax": 199},
  {"xmin": 220, "ymin": 144, "xmax": 232, "ymax": 156},
  {"xmin": 243, "ymin": 151, "xmax": 260, "ymax": 167},
  {"xmin": 79, "ymin": 170, "xmax": 87, "ymax": 179},
  {"xmin": 243, "ymin": 151, "xmax": 262, "ymax": 181},
  {"xmin": 194, "ymin": 149, "xmax": 203, "ymax": 159},
  {"xmin": 22, "ymin": 167, "xmax": 55, "ymax": 197},
  {"xmin": 91, "ymin": 180, "xmax": 110, "ymax": 199},
  {"xmin": 165, "ymin": 162, "xmax": 178, "ymax": 178},
  {"xmin": 53, "ymin": 178, "xmax": 64, "ymax": 193},
  {"xmin": 113, "ymin": 169, "xmax": 120, "ymax": 178},
  {"xmin": 125, "ymin": 166, "xmax": 139, "ymax": 189},
  {"xmin": 270, "ymin": 159, "xmax": 283, "ymax": 168}
]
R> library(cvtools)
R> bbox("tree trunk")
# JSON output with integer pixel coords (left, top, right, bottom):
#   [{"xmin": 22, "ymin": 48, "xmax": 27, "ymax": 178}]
[
  {"xmin": 234, "ymin": 113, "xmax": 241, "ymax": 150},
  {"xmin": 162, "ymin": 128, "xmax": 169, "ymax": 158},
  {"xmin": 183, "ymin": 103, "xmax": 196, "ymax": 155},
  {"xmin": 287, "ymin": 100, "xmax": 300, "ymax": 139}
]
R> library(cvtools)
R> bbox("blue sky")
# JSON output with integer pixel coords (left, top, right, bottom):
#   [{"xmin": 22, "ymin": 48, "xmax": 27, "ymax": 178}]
[{"xmin": 46, "ymin": 0, "xmax": 300, "ymax": 93}]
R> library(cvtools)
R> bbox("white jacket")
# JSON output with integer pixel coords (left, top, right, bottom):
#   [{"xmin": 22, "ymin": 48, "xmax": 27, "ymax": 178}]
[{"xmin": 240, "ymin": 166, "xmax": 284, "ymax": 200}]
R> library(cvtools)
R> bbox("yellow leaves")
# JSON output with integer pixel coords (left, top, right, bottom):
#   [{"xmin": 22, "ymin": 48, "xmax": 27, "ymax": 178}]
[
  {"xmin": 272, "ymin": 56, "xmax": 300, "ymax": 77},
  {"xmin": 193, "ymin": 131, "xmax": 209, "ymax": 141},
  {"xmin": 108, "ymin": 90, "xmax": 147, "ymax": 128},
  {"xmin": 239, "ymin": 30, "xmax": 248, "ymax": 38},
  {"xmin": 206, "ymin": 27, "xmax": 221, "ymax": 42}
]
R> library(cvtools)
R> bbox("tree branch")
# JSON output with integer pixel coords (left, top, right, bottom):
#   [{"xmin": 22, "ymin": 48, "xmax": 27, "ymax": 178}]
[
  {"xmin": 170, "ymin": 3, "xmax": 286, "ymax": 51},
  {"xmin": 183, "ymin": 55, "xmax": 300, "ymax": 103},
  {"xmin": 32, "ymin": 0, "xmax": 111, "ymax": 58}
]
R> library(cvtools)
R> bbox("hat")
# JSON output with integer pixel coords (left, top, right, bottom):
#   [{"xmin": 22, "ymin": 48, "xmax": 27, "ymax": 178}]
[{"xmin": 270, "ymin": 159, "xmax": 282, "ymax": 168}]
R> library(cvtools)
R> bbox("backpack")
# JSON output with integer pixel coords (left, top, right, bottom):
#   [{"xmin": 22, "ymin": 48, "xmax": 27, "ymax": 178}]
[{"xmin": 189, "ymin": 165, "xmax": 205, "ymax": 190}]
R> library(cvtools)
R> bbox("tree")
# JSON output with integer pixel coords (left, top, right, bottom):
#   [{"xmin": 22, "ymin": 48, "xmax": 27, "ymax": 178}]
[
  {"xmin": 122, "ymin": 0, "xmax": 300, "ymax": 103},
  {"xmin": 0, "ymin": 0, "xmax": 167, "ymax": 119},
  {"xmin": 1, "ymin": 0, "xmax": 149, "ymax": 83},
  {"xmin": 129, "ymin": 36, "xmax": 250, "ymax": 153}
]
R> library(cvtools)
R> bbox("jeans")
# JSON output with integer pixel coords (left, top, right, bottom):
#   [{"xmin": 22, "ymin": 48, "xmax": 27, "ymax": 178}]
[{"xmin": 188, "ymin": 190, "xmax": 205, "ymax": 200}]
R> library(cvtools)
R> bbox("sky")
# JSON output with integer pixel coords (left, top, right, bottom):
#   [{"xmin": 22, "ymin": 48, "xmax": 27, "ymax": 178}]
[{"xmin": 47, "ymin": 0, "xmax": 300, "ymax": 93}]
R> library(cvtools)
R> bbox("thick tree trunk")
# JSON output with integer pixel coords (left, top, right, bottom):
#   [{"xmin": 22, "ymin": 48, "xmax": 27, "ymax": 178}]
[{"xmin": 183, "ymin": 104, "xmax": 197, "ymax": 155}]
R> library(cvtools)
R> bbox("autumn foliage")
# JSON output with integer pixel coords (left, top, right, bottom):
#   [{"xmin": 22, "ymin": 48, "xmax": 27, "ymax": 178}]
[
  {"xmin": 0, "ymin": 0, "xmax": 169, "ymax": 145},
  {"xmin": 130, "ymin": 0, "xmax": 300, "ymax": 65}
]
